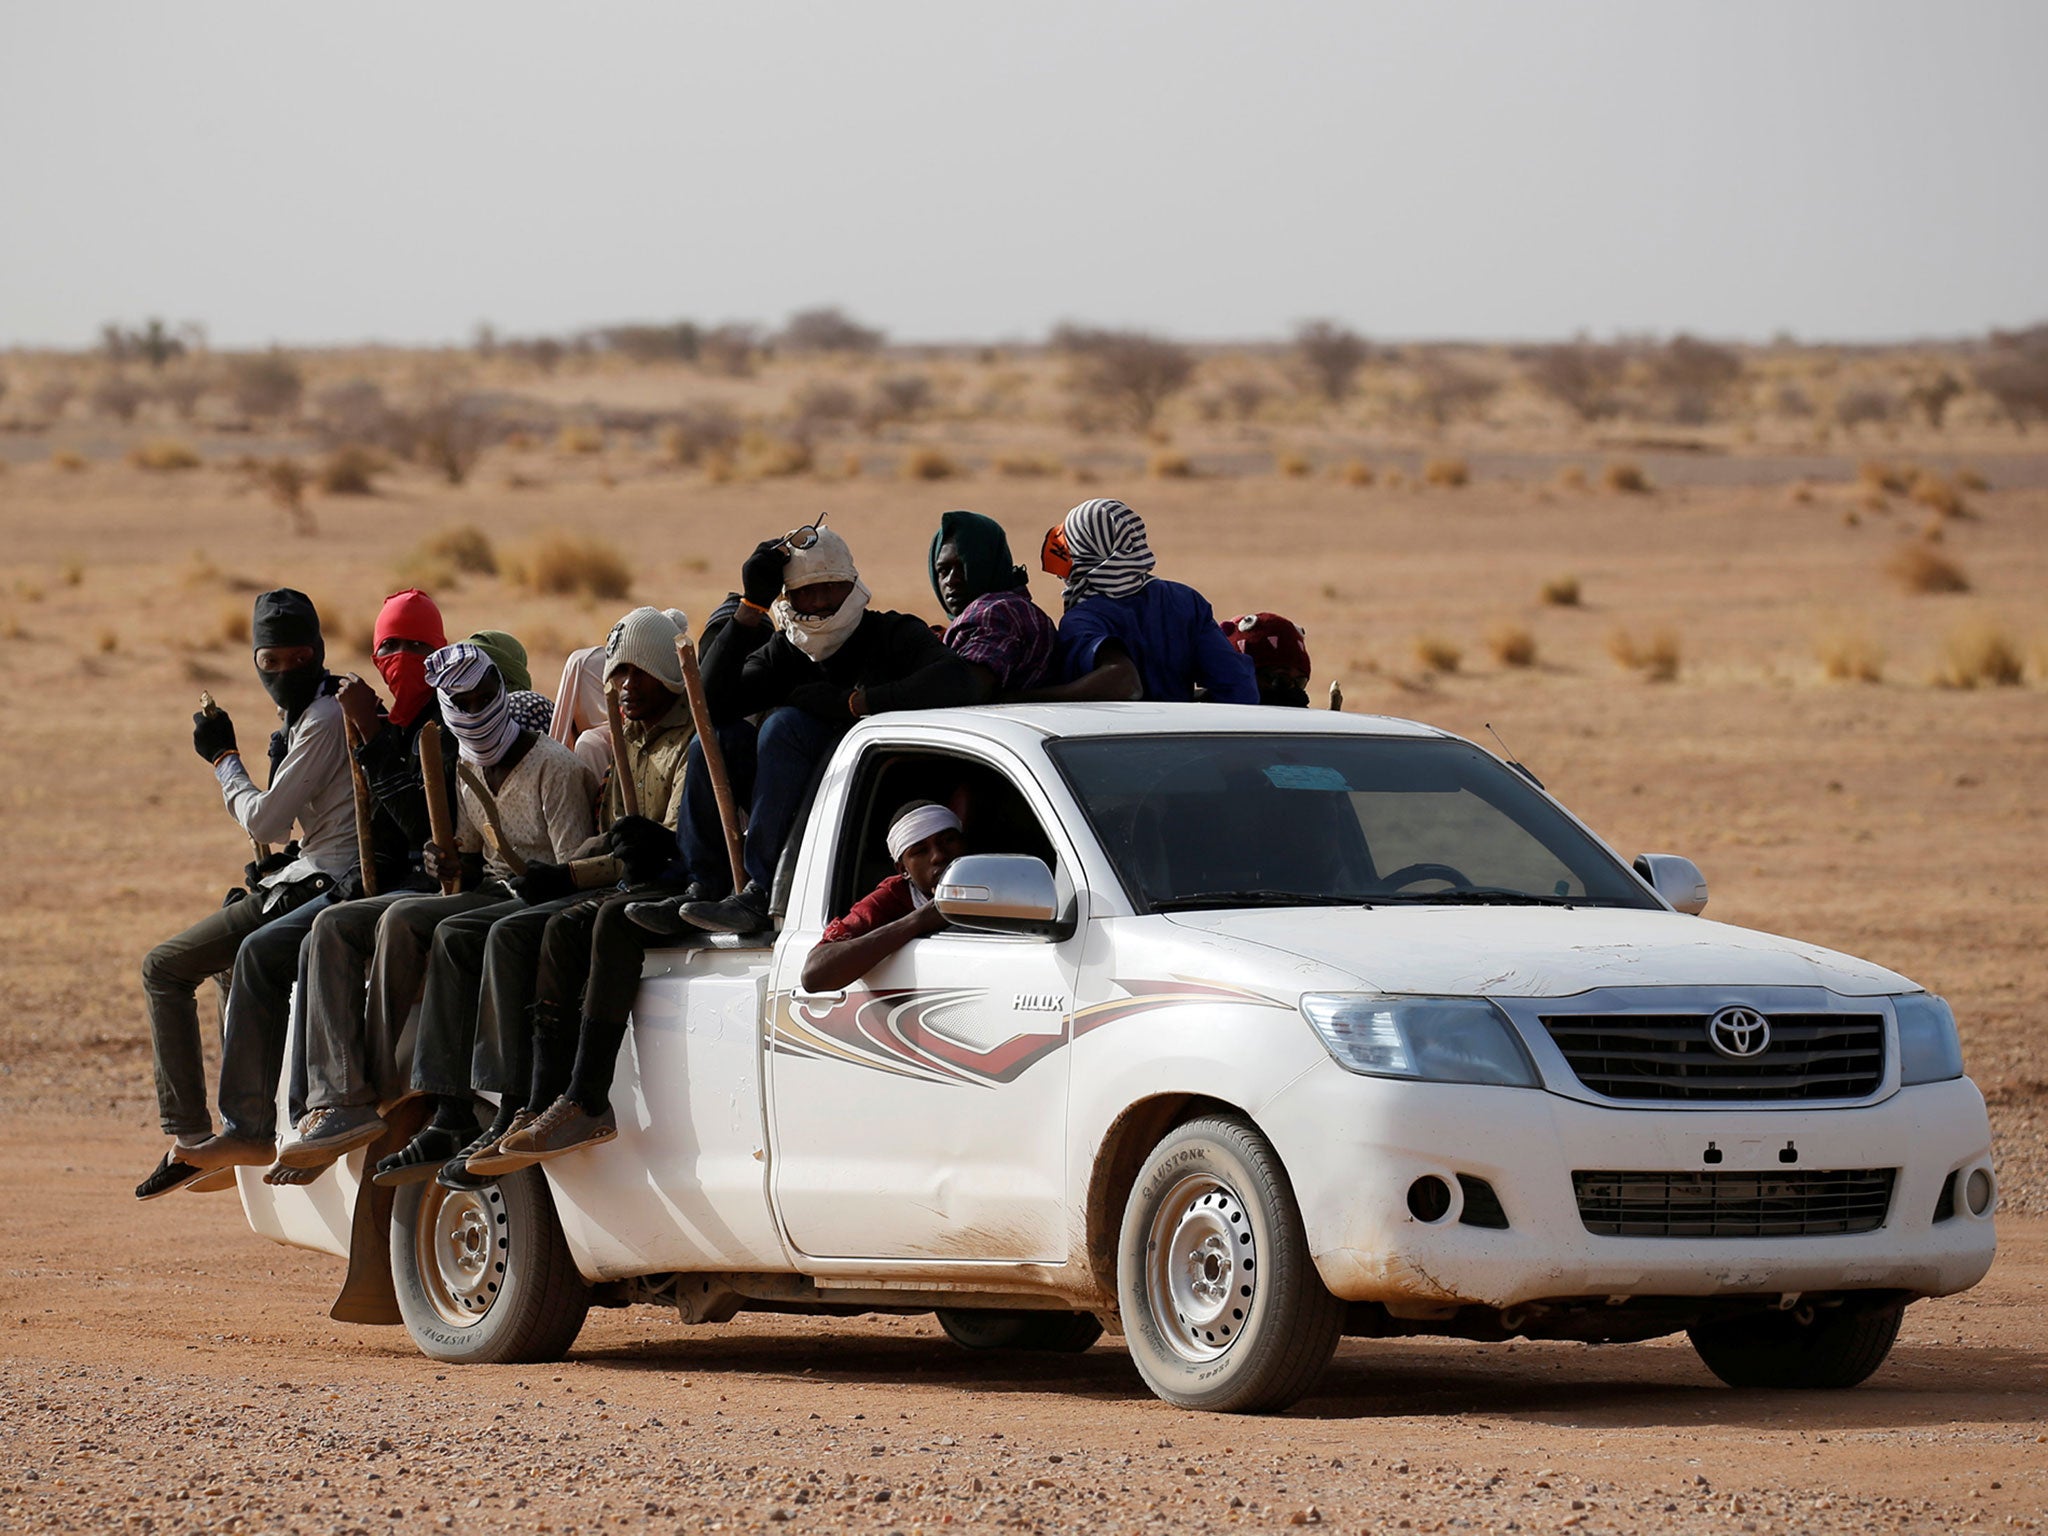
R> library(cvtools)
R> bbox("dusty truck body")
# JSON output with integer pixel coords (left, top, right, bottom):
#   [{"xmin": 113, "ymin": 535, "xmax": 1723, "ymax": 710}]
[{"xmin": 239, "ymin": 704, "xmax": 1998, "ymax": 1412}]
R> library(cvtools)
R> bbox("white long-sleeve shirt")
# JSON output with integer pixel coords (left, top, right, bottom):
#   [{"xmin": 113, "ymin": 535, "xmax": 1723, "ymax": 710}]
[{"xmin": 211, "ymin": 692, "xmax": 358, "ymax": 894}]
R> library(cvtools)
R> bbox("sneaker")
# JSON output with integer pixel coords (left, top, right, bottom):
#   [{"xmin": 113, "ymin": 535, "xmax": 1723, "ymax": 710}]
[
  {"xmin": 185, "ymin": 1133, "xmax": 278, "ymax": 1172},
  {"xmin": 623, "ymin": 882, "xmax": 716, "ymax": 938},
  {"xmin": 498, "ymin": 1097, "xmax": 617, "ymax": 1162},
  {"xmin": 277, "ymin": 1105, "xmax": 386, "ymax": 1168},
  {"xmin": 371, "ymin": 1125, "xmax": 468, "ymax": 1188},
  {"xmin": 677, "ymin": 883, "xmax": 772, "ymax": 936},
  {"xmin": 463, "ymin": 1110, "xmax": 541, "ymax": 1176}
]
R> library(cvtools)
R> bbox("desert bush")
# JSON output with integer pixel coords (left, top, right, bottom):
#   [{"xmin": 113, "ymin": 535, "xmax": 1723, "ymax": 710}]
[
  {"xmin": 661, "ymin": 402, "xmax": 743, "ymax": 466},
  {"xmin": 1053, "ymin": 325, "xmax": 1194, "ymax": 431},
  {"xmin": 1338, "ymin": 459, "xmax": 1374, "ymax": 487},
  {"xmin": 1275, "ymin": 451, "xmax": 1312, "ymax": 479},
  {"xmin": 100, "ymin": 318, "xmax": 186, "ymax": 369},
  {"xmin": 1218, "ymin": 376, "xmax": 1271, "ymax": 423},
  {"xmin": 1384, "ymin": 468, "xmax": 1408, "ymax": 490},
  {"xmin": 1602, "ymin": 459, "xmax": 1651, "ymax": 494},
  {"xmin": 1815, "ymin": 628, "xmax": 1885, "ymax": 683},
  {"xmin": 1937, "ymin": 621, "xmax": 2024, "ymax": 688},
  {"xmin": 779, "ymin": 306, "xmax": 883, "ymax": 353},
  {"xmin": 1555, "ymin": 464, "xmax": 1589, "ymax": 492},
  {"xmin": 319, "ymin": 445, "xmax": 382, "ymax": 495},
  {"xmin": 1771, "ymin": 382, "xmax": 1816, "ymax": 418},
  {"xmin": 1607, "ymin": 627, "xmax": 1680, "ymax": 681},
  {"xmin": 1957, "ymin": 466, "xmax": 1989, "ymax": 491},
  {"xmin": 1974, "ymin": 326, "xmax": 2048, "ymax": 431},
  {"xmin": 1293, "ymin": 321, "xmax": 1371, "ymax": 403},
  {"xmin": 595, "ymin": 322, "xmax": 700, "ymax": 364},
  {"xmin": 89, "ymin": 372, "xmax": 148, "ymax": 422},
  {"xmin": 556, "ymin": 422, "xmax": 605, "ymax": 456},
  {"xmin": 1423, "ymin": 455, "xmax": 1469, "ymax": 488},
  {"xmin": 503, "ymin": 335, "xmax": 569, "ymax": 374},
  {"xmin": 1858, "ymin": 459, "xmax": 1905, "ymax": 495},
  {"xmin": 1, "ymin": 613, "xmax": 23, "ymax": 641},
  {"xmin": 1540, "ymin": 574, "xmax": 1581, "ymax": 607},
  {"xmin": 51, "ymin": 448, "xmax": 88, "ymax": 472},
  {"xmin": 156, "ymin": 370, "xmax": 209, "ymax": 420},
  {"xmin": 311, "ymin": 379, "xmax": 390, "ymax": 444},
  {"xmin": 1411, "ymin": 355, "xmax": 1500, "ymax": 426},
  {"xmin": 1884, "ymin": 542, "xmax": 1969, "ymax": 594},
  {"xmin": 902, "ymin": 446, "xmax": 960, "ymax": 481},
  {"xmin": 422, "ymin": 524, "xmax": 497, "ymax": 576},
  {"xmin": 97, "ymin": 627, "xmax": 119, "ymax": 654},
  {"xmin": 61, "ymin": 558, "xmax": 83, "ymax": 587},
  {"xmin": 35, "ymin": 378, "xmax": 78, "ymax": 420},
  {"xmin": 228, "ymin": 350, "xmax": 304, "ymax": 419},
  {"xmin": 866, "ymin": 373, "xmax": 933, "ymax": 425},
  {"xmin": 1832, "ymin": 386, "xmax": 1896, "ymax": 431},
  {"xmin": 1906, "ymin": 372, "xmax": 1965, "ymax": 430},
  {"xmin": 993, "ymin": 451, "xmax": 1061, "ymax": 478},
  {"xmin": 1486, "ymin": 623, "xmax": 1538, "ymax": 668},
  {"xmin": 738, "ymin": 431, "xmax": 813, "ymax": 479},
  {"xmin": 1524, "ymin": 343, "xmax": 1626, "ymax": 421},
  {"xmin": 698, "ymin": 323, "xmax": 762, "ymax": 377},
  {"xmin": 1908, "ymin": 471, "xmax": 1966, "ymax": 519},
  {"xmin": 1647, "ymin": 334, "xmax": 1742, "ymax": 419},
  {"xmin": 1148, "ymin": 450, "xmax": 1195, "ymax": 479},
  {"xmin": 1788, "ymin": 479, "xmax": 1817, "ymax": 504},
  {"xmin": 789, "ymin": 379, "xmax": 860, "ymax": 437},
  {"xmin": 405, "ymin": 396, "xmax": 490, "ymax": 485},
  {"xmin": 128, "ymin": 438, "xmax": 202, "ymax": 471},
  {"xmin": 217, "ymin": 600, "xmax": 252, "ymax": 646},
  {"xmin": 509, "ymin": 533, "xmax": 632, "ymax": 601},
  {"xmin": 1412, "ymin": 635, "xmax": 1462, "ymax": 674},
  {"xmin": 262, "ymin": 458, "xmax": 314, "ymax": 534}
]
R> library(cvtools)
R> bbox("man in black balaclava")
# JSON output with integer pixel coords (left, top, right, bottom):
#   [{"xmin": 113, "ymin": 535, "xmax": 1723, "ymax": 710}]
[{"xmin": 136, "ymin": 589, "xmax": 361, "ymax": 1200}]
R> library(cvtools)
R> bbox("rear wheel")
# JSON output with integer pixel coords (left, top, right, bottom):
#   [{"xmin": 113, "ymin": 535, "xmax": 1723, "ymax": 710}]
[
  {"xmin": 391, "ymin": 1168, "xmax": 591, "ymax": 1364},
  {"xmin": 1688, "ymin": 1300, "xmax": 1905, "ymax": 1389},
  {"xmin": 936, "ymin": 1308, "xmax": 1105, "ymax": 1353},
  {"xmin": 1117, "ymin": 1114, "xmax": 1343, "ymax": 1413}
]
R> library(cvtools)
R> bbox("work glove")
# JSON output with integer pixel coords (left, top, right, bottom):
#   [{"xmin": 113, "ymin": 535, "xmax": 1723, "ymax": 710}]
[
  {"xmin": 192, "ymin": 707, "xmax": 239, "ymax": 764},
  {"xmin": 267, "ymin": 728, "xmax": 289, "ymax": 773},
  {"xmin": 607, "ymin": 814, "xmax": 680, "ymax": 882},
  {"xmin": 511, "ymin": 861, "xmax": 575, "ymax": 904},
  {"xmin": 740, "ymin": 538, "xmax": 790, "ymax": 608},
  {"xmin": 243, "ymin": 840, "xmax": 302, "ymax": 890}
]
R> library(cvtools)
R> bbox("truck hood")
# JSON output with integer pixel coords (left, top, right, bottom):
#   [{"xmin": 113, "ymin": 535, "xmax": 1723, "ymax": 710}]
[{"xmin": 1160, "ymin": 906, "xmax": 1916, "ymax": 999}]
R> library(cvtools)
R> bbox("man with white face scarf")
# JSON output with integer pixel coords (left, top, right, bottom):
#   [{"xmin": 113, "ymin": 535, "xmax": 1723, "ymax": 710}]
[{"xmin": 633, "ymin": 525, "xmax": 981, "ymax": 937}]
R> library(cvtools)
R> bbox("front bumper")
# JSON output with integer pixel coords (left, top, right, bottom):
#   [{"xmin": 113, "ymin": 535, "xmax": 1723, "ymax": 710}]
[{"xmin": 1263, "ymin": 1064, "xmax": 1996, "ymax": 1310}]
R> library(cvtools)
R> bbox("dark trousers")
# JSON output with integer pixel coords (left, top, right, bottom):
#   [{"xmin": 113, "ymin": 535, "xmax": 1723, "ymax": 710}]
[
  {"xmin": 679, "ymin": 708, "xmax": 834, "ymax": 896},
  {"xmin": 218, "ymin": 891, "xmax": 334, "ymax": 1140},
  {"xmin": 412, "ymin": 892, "xmax": 586, "ymax": 1100},
  {"xmin": 143, "ymin": 885, "xmax": 324, "ymax": 1138},
  {"xmin": 525, "ymin": 885, "xmax": 671, "ymax": 1113},
  {"xmin": 676, "ymin": 722, "xmax": 758, "ymax": 898}
]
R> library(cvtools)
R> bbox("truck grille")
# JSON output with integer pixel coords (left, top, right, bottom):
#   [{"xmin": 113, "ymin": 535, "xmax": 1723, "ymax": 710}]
[
  {"xmin": 1541, "ymin": 1012, "xmax": 1885, "ymax": 1101},
  {"xmin": 1573, "ymin": 1168, "xmax": 1896, "ymax": 1238}
]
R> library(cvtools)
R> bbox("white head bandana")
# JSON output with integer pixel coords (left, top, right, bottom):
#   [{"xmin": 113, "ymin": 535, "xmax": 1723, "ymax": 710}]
[
  {"xmin": 1061, "ymin": 498, "xmax": 1156, "ymax": 608},
  {"xmin": 887, "ymin": 802, "xmax": 962, "ymax": 863},
  {"xmin": 771, "ymin": 527, "xmax": 870, "ymax": 662},
  {"xmin": 425, "ymin": 642, "xmax": 521, "ymax": 767}
]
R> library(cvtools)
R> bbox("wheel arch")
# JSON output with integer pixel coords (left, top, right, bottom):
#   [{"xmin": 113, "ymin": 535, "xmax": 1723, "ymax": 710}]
[{"xmin": 1084, "ymin": 1091, "xmax": 1251, "ymax": 1298}]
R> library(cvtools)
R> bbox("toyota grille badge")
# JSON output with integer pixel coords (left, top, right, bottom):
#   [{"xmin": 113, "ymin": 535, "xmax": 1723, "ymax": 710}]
[{"xmin": 1707, "ymin": 1005, "xmax": 1771, "ymax": 1059}]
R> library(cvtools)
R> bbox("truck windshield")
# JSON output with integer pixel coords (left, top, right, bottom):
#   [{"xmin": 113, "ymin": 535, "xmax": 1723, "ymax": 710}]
[{"xmin": 1047, "ymin": 733, "xmax": 1658, "ymax": 914}]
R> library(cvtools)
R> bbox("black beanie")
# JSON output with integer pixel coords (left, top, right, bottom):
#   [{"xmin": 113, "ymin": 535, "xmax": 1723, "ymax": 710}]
[{"xmin": 251, "ymin": 589, "xmax": 324, "ymax": 663}]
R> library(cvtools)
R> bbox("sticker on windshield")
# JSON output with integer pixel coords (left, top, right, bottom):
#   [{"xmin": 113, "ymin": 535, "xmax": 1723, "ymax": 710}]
[{"xmin": 1263, "ymin": 763, "xmax": 1350, "ymax": 791}]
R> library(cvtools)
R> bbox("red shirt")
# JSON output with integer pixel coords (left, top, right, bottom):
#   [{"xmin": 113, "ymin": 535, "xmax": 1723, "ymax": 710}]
[{"xmin": 822, "ymin": 873, "xmax": 920, "ymax": 943}]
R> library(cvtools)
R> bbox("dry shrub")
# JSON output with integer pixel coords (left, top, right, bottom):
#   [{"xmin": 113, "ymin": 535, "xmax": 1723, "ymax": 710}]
[
  {"xmin": 1858, "ymin": 459, "xmax": 1905, "ymax": 495},
  {"xmin": 14, "ymin": 580, "xmax": 44, "ymax": 603},
  {"xmin": 1937, "ymin": 622, "xmax": 2024, "ymax": 689},
  {"xmin": 1555, "ymin": 464, "xmax": 1589, "ymax": 492},
  {"xmin": 61, "ymin": 558, "xmax": 84, "ymax": 587},
  {"xmin": 738, "ymin": 431, "xmax": 813, "ymax": 479},
  {"xmin": 217, "ymin": 601, "xmax": 252, "ymax": 646},
  {"xmin": 1275, "ymin": 451, "xmax": 1312, "ymax": 479},
  {"xmin": 1053, "ymin": 325, "xmax": 1194, "ymax": 431},
  {"xmin": 994, "ymin": 451, "xmax": 1061, "ymax": 478},
  {"xmin": 264, "ymin": 458, "xmax": 315, "ymax": 535},
  {"xmin": 1148, "ymin": 450, "xmax": 1195, "ymax": 479},
  {"xmin": 1293, "ymin": 320, "xmax": 1371, "ymax": 403},
  {"xmin": 1539, "ymin": 574, "xmax": 1581, "ymax": 607},
  {"xmin": 1842, "ymin": 509, "xmax": 1862, "ymax": 528},
  {"xmin": 1384, "ymin": 468, "xmax": 1408, "ymax": 490},
  {"xmin": 1423, "ymin": 456, "xmax": 1469, "ymax": 488},
  {"xmin": 96, "ymin": 627, "xmax": 119, "ymax": 654},
  {"xmin": 1608, "ymin": 627, "xmax": 1680, "ymax": 681},
  {"xmin": 1957, "ymin": 467, "xmax": 1989, "ymax": 492},
  {"xmin": 779, "ymin": 306, "xmax": 884, "ymax": 353},
  {"xmin": 661, "ymin": 402, "xmax": 742, "ymax": 467},
  {"xmin": 1338, "ymin": 459, "xmax": 1374, "ymax": 487},
  {"xmin": 319, "ymin": 444, "xmax": 382, "ymax": 495},
  {"xmin": 698, "ymin": 323, "xmax": 761, "ymax": 377},
  {"xmin": 1908, "ymin": 471, "xmax": 1965, "ymax": 519},
  {"xmin": 1486, "ymin": 623, "xmax": 1537, "ymax": 668},
  {"xmin": 1833, "ymin": 386, "xmax": 1896, "ymax": 431},
  {"xmin": 1412, "ymin": 635, "xmax": 1462, "ymax": 674},
  {"xmin": 1884, "ymin": 542, "xmax": 1969, "ymax": 594},
  {"xmin": 703, "ymin": 452, "xmax": 736, "ymax": 484},
  {"xmin": 228, "ymin": 350, "xmax": 304, "ymax": 419},
  {"xmin": 1602, "ymin": 459, "xmax": 1651, "ymax": 494},
  {"xmin": 90, "ymin": 372, "xmax": 148, "ymax": 422},
  {"xmin": 509, "ymin": 533, "xmax": 632, "ymax": 601},
  {"xmin": 1524, "ymin": 342, "xmax": 1626, "ymax": 421},
  {"xmin": 556, "ymin": 422, "xmax": 605, "ymax": 456},
  {"xmin": 1, "ymin": 613, "xmax": 24, "ymax": 641},
  {"xmin": 866, "ymin": 373, "xmax": 933, "ymax": 426},
  {"xmin": 1788, "ymin": 479, "xmax": 1816, "ymax": 504},
  {"xmin": 1815, "ymin": 629, "xmax": 1885, "ymax": 683},
  {"xmin": 1857, "ymin": 485, "xmax": 1888, "ymax": 513},
  {"xmin": 404, "ymin": 397, "xmax": 490, "ymax": 486},
  {"xmin": 127, "ymin": 438, "xmax": 201, "ymax": 471},
  {"xmin": 1920, "ymin": 515, "xmax": 1948, "ymax": 542},
  {"xmin": 902, "ymin": 447, "xmax": 960, "ymax": 481},
  {"xmin": 422, "ymin": 524, "xmax": 497, "ymax": 576}
]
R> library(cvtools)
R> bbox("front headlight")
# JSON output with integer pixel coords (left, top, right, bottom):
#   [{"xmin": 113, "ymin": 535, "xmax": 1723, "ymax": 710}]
[
  {"xmin": 1299, "ymin": 994, "xmax": 1540, "ymax": 1087},
  {"xmin": 1895, "ymin": 993, "xmax": 1964, "ymax": 1085}
]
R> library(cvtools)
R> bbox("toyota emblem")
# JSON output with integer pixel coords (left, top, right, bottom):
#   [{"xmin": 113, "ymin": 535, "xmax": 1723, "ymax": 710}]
[{"xmin": 1707, "ymin": 1006, "xmax": 1771, "ymax": 1059}]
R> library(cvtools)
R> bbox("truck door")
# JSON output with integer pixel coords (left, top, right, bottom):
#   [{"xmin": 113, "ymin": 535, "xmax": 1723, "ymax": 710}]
[{"xmin": 767, "ymin": 745, "xmax": 1083, "ymax": 1263}]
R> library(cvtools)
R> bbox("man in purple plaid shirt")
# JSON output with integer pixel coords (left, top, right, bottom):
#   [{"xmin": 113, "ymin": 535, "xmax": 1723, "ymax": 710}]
[{"xmin": 928, "ymin": 510, "xmax": 1057, "ymax": 695}]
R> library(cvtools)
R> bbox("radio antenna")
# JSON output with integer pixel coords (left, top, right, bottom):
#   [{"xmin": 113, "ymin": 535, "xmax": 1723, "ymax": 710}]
[{"xmin": 1484, "ymin": 721, "xmax": 1545, "ymax": 790}]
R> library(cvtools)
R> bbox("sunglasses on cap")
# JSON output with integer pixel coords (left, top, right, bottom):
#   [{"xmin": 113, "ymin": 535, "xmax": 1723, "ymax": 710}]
[
  {"xmin": 1039, "ymin": 525, "xmax": 1073, "ymax": 580},
  {"xmin": 777, "ymin": 510, "xmax": 830, "ymax": 553}
]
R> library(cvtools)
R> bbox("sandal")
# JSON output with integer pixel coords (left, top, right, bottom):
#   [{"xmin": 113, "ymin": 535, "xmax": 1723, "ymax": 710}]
[
  {"xmin": 371, "ymin": 1126, "xmax": 468, "ymax": 1189},
  {"xmin": 136, "ymin": 1150, "xmax": 208, "ymax": 1202},
  {"xmin": 185, "ymin": 1168, "xmax": 240, "ymax": 1193}
]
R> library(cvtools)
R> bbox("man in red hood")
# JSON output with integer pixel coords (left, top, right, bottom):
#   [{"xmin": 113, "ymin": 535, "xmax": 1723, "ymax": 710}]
[{"xmin": 370, "ymin": 587, "xmax": 445, "ymax": 729}]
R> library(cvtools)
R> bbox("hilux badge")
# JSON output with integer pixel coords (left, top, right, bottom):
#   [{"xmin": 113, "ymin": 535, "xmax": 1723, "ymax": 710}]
[{"xmin": 1707, "ymin": 1005, "xmax": 1771, "ymax": 1059}]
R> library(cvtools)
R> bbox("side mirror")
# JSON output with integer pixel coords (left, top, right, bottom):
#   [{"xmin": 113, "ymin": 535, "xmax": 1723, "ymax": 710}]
[
  {"xmin": 1634, "ymin": 853, "xmax": 1708, "ymax": 915},
  {"xmin": 934, "ymin": 853, "xmax": 1061, "ymax": 936}
]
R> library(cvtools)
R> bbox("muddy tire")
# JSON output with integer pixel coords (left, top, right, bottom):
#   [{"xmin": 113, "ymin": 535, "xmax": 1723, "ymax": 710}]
[
  {"xmin": 1117, "ymin": 1114, "xmax": 1343, "ymax": 1413},
  {"xmin": 936, "ymin": 1309, "xmax": 1105, "ymax": 1353},
  {"xmin": 1688, "ymin": 1300, "xmax": 1905, "ymax": 1389},
  {"xmin": 391, "ymin": 1168, "xmax": 591, "ymax": 1364}
]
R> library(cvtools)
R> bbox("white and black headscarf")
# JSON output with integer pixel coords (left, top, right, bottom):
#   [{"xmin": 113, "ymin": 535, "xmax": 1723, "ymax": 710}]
[
  {"xmin": 1061, "ymin": 498, "xmax": 1155, "ymax": 609},
  {"xmin": 424, "ymin": 642, "xmax": 522, "ymax": 767}
]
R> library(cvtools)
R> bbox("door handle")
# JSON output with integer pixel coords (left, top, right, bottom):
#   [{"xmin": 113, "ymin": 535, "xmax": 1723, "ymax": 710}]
[{"xmin": 794, "ymin": 989, "xmax": 846, "ymax": 1006}]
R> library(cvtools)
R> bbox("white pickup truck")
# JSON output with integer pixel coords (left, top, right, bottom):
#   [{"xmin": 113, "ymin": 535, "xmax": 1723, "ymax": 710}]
[{"xmin": 241, "ymin": 704, "xmax": 1998, "ymax": 1413}]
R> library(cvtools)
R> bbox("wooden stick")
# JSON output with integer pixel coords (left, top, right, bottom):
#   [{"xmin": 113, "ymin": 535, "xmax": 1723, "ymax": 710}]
[
  {"xmin": 603, "ymin": 679, "xmax": 640, "ymax": 819},
  {"xmin": 456, "ymin": 760, "xmax": 529, "ymax": 876},
  {"xmin": 343, "ymin": 717, "xmax": 379, "ymax": 897},
  {"xmin": 417, "ymin": 720, "xmax": 459, "ymax": 895},
  {"xmin": 201, "ymin": 690, "xmax": 269, "ymax": 861},
  {"xmin": 676, "ymin": 633, "xmax": 746, "ymax": 895},
  {"xmin": 1328, "ymin": 680, "xmax": 1344, "ymax": 712}
]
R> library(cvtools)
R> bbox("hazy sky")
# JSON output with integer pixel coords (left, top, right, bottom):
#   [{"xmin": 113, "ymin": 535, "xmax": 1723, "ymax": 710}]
[{"xmin": 3, "ymin": 1, "xmax": 2043, "ymax": 349}]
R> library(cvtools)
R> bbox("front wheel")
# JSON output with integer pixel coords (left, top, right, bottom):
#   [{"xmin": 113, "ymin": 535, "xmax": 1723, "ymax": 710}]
[
  {"xmin": 1688, "ymin": 1300, "xmax": 1905, "ymax": 1389},
  {"xmin": 391, "ymin": 1168, "xmax": 591, "ymax": 1364},
  {"xmin": 936, "ymin": 1308, "xmax": 1105, "ymax": 1353},
  {"xmin": 1117, "ymin": 1114, "xmax": 1344, "ymax": 1412}
]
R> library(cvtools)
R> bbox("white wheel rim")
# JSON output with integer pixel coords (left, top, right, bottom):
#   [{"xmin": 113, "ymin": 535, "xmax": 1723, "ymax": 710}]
[
  {"xmin": 417, "ymin": 1183, "xmax": 507, "ymax": 1328},
  {"xmin": 1146, "ymin": 1173, "xmax": 1257, "ymax": 1363}
]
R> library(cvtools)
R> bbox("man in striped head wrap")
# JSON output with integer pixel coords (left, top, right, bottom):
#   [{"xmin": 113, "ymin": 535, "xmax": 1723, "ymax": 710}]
[{"xmin": 1025, "ymin": 498, "xmax": 1257, "ymax": 705}]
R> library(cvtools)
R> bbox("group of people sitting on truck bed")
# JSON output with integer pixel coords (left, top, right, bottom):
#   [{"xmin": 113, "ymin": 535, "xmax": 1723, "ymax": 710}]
[{"xmin": 137, "ymin": 497, "xmax": 1319, "ymax": 1202}]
